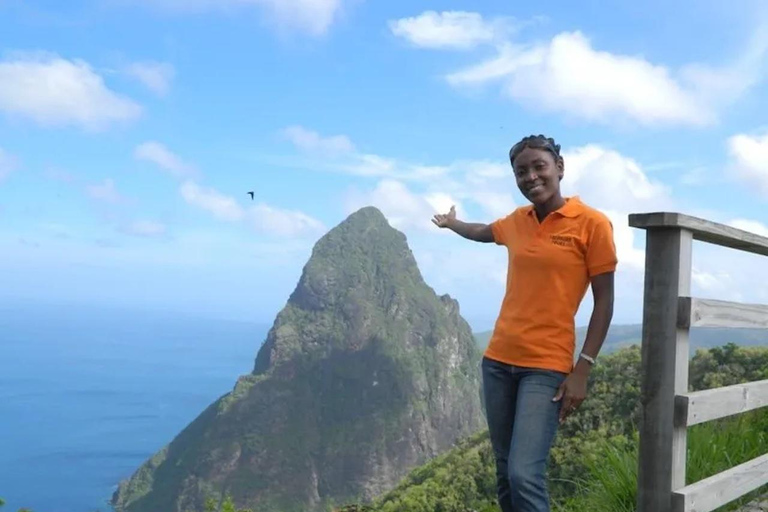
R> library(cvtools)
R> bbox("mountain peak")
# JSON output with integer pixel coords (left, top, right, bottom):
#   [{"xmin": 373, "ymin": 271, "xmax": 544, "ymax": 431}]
[
  {"xmin": 287, "ymin": 205, "xmax": 421, "ymax": 309},
  {"xmin": 310, "ymin": 205, "xmax": 404, "ymax": 257},
  {"xmin": 253, "ymin": 205, "xmax": 428, "ymax": 374},
  {"xmin": 112, "ymin": 203, "xmax": 484, "ymax": 512},
  {"xmin": 343, "ymin": 205, "xmax": 389, "ymax": 225}
]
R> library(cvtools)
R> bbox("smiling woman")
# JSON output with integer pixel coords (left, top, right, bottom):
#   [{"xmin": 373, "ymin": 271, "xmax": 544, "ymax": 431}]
[{"xmin": 432, "ymin": 133, "xmax": 618, "ymax": 512}]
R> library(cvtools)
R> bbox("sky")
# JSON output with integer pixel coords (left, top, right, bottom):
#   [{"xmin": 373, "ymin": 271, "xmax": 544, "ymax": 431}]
[{"xmin": 2, "ymin": 0, "xmax": 768, "ymax": 331}]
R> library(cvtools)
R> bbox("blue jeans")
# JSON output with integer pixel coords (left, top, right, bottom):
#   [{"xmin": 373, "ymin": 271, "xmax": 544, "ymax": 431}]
[{"xmin": 481, "ymin": 356, "xmax": 566, "ymax": 512}]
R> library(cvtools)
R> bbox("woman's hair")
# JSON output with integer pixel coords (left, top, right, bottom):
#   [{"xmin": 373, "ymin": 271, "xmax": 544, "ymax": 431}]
[{"xmin": 509, "ymin": 134, "xmax": 562, "ymax": 163}]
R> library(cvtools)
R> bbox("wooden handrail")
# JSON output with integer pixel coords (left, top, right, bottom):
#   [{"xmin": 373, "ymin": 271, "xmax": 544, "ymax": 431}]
[
  {"xmin": 629, "ymin": 212, "xmax": 768, "ymax": 256},
  {"xmin": 678, "ymin": 297, "xmax": 768, "ymax": 329},
  {"xmin": 675, "ymin": 379, "xmax": 768, "ymax": 427},
  {"xmin": 672, "ymin": 453, "xmax": 768, "ymax": 512}
]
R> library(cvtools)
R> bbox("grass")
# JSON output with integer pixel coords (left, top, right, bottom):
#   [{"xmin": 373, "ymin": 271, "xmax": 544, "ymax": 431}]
[{"xmin": 557, "ymin": 410, "xmax": 768, "ymax": 512}]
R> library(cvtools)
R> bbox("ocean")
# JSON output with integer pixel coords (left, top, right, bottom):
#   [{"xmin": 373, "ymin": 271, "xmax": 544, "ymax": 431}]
[{"xmin": 0, "ymin": 301, "xmax": 269, "ymax": 512}]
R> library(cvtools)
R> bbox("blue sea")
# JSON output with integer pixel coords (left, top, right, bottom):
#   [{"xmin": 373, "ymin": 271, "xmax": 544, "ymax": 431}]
[{"xmin": 0, "ymin": 301, "xmax": 269, "ymax": 512}]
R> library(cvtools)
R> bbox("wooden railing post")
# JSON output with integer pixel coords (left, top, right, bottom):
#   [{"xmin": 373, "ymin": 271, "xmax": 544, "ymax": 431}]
[
  {"xmin": 635, "ymin": 226, "xmax": 692, "ymax": 512},
  {"xmin": 630, "ymin": 211, "xmax": 768, "ymax": 512}
]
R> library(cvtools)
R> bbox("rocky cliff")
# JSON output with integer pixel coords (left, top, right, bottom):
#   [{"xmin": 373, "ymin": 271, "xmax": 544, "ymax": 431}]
[{"xmin": 111, "ymin": 206, "xmax": 485, "ymax": 512}]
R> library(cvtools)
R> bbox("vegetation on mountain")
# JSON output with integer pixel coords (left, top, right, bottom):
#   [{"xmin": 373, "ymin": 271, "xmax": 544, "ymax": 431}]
[{"xmin": 112, "ymin": 207, "xmax": 485, "ymax": 512}]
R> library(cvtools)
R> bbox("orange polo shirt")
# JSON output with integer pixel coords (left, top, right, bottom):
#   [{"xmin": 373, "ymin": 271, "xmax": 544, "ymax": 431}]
[{"xmin": 484, "ymin": 196, "xmax": 618, "ymax": 374}]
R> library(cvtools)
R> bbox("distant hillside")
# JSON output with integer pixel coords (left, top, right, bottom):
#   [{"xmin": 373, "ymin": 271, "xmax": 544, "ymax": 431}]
[{"xmin": 474, "ymin": 324, "xmax": 768, "ymax": 356}]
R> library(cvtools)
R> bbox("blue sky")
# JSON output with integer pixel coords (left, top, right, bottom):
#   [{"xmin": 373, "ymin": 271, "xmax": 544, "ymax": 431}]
[{"xmin": 2, "ymin": 0, "xmax": 768, "ymax": 331}]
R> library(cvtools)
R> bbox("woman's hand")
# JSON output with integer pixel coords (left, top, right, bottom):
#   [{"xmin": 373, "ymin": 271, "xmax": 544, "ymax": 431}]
[
  {"xmin": 552, "ymin": 370, "xmax": 588, "ymax": 424},
  {"xmin": 432, "ymin": 205, "xmax": 456, "ymax": 228}
]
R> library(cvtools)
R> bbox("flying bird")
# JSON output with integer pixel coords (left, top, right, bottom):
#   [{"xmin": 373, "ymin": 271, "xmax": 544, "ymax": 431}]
[{"xmin": 247, "ymin": 191, "xmax": 254, "ymax": 200}]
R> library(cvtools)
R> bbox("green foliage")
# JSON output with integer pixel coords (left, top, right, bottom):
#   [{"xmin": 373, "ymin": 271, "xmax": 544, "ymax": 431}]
[
  {"xmin": 354, "ymin": 430, "xmax": 498, "ymax": 512},
  {"xmin": 686, "ymin": 410, "xmax": 768, "ymax": 497},
  {"xmin": 690, "ymin": 342, "xmax": 768, "ymax": 390},
  {"xmin": 559, "ymin": 408, "xmax": 768, "ymax": 512},
  {"xmin": 342, "ymin": 343, "xmax": 768, "ymax": 512},
  {"xmin": 194, "ymin": 493, "xmax": 254, "ymax": 512},
  {"xmin": 559, "ymin": 440, "xmax": 638, "ymax": 512}
]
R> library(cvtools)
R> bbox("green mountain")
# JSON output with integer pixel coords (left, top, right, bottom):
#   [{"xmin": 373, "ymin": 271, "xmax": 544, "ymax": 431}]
[
  {"xmin": 474, "ymin": 324, "xmax": 768, "ymax": 357},
  {"xmin": 111, "ymin": 206, "xmax": 485, "ymax": 512}
]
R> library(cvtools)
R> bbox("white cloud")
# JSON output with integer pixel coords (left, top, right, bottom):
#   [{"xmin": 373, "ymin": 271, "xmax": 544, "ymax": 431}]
[
  {"xmin": 0, "ymin": 148, "xmax": 18, "ymax": 181},
  {"xmin": 124, "ymin": 61, "xmax": 175, "ymax": 96},
  {"xmin": 343, "ymin": 153, "xmax": 397, "ymax": 176},
  {"xmin": 599, "ymin": 209, "xmax": 646, "ymax": 273},
  {"xmin": 560, "ymin": 144, "xmax": 673, "ymax": 213},
  {"xmin": 134, "ymin": 141, "xmax": 198, "ymax": 178},
  {"xmin": 463, "ymin": 161, "xmax": 508, "ymax": 182},
  {"xmin": 0, "ymin": 52, "xmax": 142, "ymax": 130},
  {"xmin": 557, "ymin": 145, "xmax": 673, "ymax": 273},
  {"xmin": 337, "ymin": 156, "xmax": 514, "ymax": 221},
  {"xmin": 728, "ymin": 218, "xmax": 768, "ymax": 238},
  {"xmin": 442, "ymin": 160, "xmax": 516, "ymax": 218},
  {"xmin": 86, "ymin": 178, "xmax": 130, "ymax": 204},
  {"xmin": 692, "ymin": 267, "xmax": 726, "ymax": 292},
  {"xmin": 121, "ymin": 220, "xmax": 167, "ymax": 238},
  {"xmin": 727, "ymin": 132, "xmax": 768, "ymax": 195},
  {"xmin": 128, "ymin": 0, "xmax": 347, "ymax": 36},
  {"xmin": 345, "ymin": 179, "xmax": 464, "ymax": 232},
  {"xmin": 392, "ymin": 10, "xmax": 768, "ymax": 127},
  {"xmin": 282, "ymin": 125, "xmax": 355, "ymax": 154},
  {"xmin": 389, "ymin": 11, "xmax": 513, "ymax": 50},
  {"xmin": 690, "ymin": 265, "xmax": 745, "ymax": 304},
  {"xmin": 180, "ymin": 181, "xmax": 245, "ymax": 222},
  {"xmin": 446, "ymin": 42, "xmax": 545, "ymax": 84},
  {"xmin": 447, "ymin": 33, "xmax": 711, "ymax": 127},
  {"xmin": 467, "ymin": 190, "xmax": 515, "ymax": 219},
  {"xmin": 342, "ymin": 155, "xmax": 449, "ymax": 180},
  {"xmin": 688, "ymin": 248, "xmax": 760, "ymax": 303},
  {"xmin": 257, "ymin": 0, "xmax": 345, "ymax": 36},
  {"xmin": 280, "ymin": 126, "xmax": 452, "ymax": 181},
  {"xmin": 180, "ymin": 180, "xmax": 324, "ymax": 237},
  {"xmin": 248, "ymin": 203, "xmax": 326, "ymax": 237}
]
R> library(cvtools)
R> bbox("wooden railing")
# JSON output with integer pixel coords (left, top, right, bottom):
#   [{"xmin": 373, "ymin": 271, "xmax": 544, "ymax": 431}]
[{"xmin": 629, "ymin": 212, "xmax": 768, "ymax": 512}]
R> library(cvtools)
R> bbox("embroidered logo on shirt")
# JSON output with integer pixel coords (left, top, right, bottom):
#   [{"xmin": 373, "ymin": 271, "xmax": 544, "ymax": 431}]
[{"xmin": 550, "ymin": 234, "xmax": 576, "ymax": 247}]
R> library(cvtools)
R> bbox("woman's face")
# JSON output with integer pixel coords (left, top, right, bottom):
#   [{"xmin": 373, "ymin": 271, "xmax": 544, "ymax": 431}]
[{"xmin": 512, "ymin": 147, "xmax": 564, "ymax": 206}]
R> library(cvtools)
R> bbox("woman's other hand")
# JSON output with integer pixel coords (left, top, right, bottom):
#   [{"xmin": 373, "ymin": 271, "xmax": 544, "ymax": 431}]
[{"xmin": 552, "ymin": 371, "xmax": 588, "ymax": 424}]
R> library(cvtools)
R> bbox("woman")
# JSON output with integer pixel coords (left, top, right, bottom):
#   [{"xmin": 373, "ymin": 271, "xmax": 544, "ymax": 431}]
[{"xmin": 432, "ymin": 134, "xmax": 617, "ymax": 512}]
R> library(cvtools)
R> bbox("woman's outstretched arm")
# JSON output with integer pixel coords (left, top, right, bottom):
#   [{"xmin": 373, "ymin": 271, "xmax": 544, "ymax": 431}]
[{"xmin": 432, "ymin": 205, "xmax": 495, "ymax": 243}]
